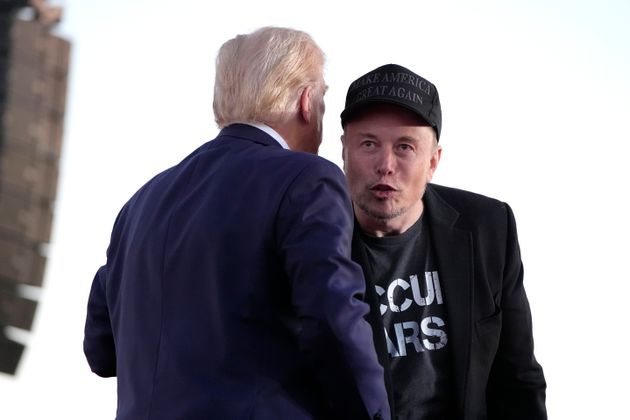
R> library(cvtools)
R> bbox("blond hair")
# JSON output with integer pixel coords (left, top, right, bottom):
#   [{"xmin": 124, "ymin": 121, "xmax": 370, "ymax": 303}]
[{"xmin": 213, "ymin": 27, "xmax": 325, "ymax": 128}]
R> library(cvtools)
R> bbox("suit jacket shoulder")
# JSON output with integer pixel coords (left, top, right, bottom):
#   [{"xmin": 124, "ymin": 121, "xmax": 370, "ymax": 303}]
[{"xmin": 425, "ymin": 183, "xmax": 514, "ymax": 240}]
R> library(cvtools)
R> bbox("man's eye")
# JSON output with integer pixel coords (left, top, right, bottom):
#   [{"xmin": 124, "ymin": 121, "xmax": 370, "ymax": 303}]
[
  {"xmin": 398, "ymin": 144, "xmax": 413, "ymax": 152},
  {"xmin": 361, "ymin": 141, "xmax": 375, "ymax": 149}
]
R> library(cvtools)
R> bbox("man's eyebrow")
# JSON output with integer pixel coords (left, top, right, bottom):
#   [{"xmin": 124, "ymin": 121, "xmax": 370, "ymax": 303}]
[
  {"xmin": 397, "ymin": 135, "xmax": 422, "ymax": 143},
  {"xmin": 355, "ymin": 131, "xmax": 378, "ymax": 139}
]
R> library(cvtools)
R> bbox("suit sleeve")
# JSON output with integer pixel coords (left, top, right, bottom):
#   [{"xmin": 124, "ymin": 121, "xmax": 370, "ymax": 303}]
[
  {"xmin": 275, "ymin": 159, "xmax": 390, "ymax": 420},
  {"xmin": 83, "ymin": 264, "xmax": 117, "ymax": 377},
  {"xmin": 487, "ymin": 204, "xmax": 547, "ymax": 419}
]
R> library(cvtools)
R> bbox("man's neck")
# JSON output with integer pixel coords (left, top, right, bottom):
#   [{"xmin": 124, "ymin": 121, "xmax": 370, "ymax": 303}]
[{"xmin": 269, "ymin": 121, "xmax": 302, "ymax": 151}]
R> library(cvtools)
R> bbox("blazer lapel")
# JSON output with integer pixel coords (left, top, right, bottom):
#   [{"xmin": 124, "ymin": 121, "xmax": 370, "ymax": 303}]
[{"xmin": 424, "ymin": 185, "xmax": 473, "ymax": 417}]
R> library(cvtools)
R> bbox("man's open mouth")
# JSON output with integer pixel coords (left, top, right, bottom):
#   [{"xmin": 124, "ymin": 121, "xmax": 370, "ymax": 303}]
[{"xmin": 371, "ymin": 184, "xmax": 396, "ymax": 192}]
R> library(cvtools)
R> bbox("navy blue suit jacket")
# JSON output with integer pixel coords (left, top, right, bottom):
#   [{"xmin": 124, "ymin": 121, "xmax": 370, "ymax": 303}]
[{"xmin": 84, "ymin": 124, "xmax": 390, "ymax": 420}]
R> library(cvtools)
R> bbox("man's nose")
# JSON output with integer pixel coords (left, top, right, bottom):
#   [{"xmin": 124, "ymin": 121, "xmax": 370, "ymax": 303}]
[{"xmin": 376, "ymin": 149, "xmax": 395, "ymax": 176}]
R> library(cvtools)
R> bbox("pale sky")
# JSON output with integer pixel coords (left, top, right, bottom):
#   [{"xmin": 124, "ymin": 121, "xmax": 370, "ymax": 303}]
[{"xmin": 2, "ymin": 0, "xmax": 630, "ymax": 418}]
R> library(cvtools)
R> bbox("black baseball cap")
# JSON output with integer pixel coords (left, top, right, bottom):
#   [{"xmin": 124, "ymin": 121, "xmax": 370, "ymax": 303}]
[{"xmin": 340, "ymin": 64, "xmax": 442, "ymax": 140}]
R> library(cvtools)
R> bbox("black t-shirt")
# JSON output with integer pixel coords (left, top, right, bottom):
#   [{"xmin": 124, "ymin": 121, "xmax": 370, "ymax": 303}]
[{"xmin": 357, "ymin": 216, "xmax": 457, "ymax": 420}]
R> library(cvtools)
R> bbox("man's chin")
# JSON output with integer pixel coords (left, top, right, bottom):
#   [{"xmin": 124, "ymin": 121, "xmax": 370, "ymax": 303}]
[{"xmin": 358, "ymin": 203, "xmax": 405, "ymax": 221}]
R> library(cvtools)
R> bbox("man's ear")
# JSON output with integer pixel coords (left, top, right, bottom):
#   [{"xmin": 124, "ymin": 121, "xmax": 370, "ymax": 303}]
[
  {"xmin": 340, "ymin": 134, "xmax": 347, "ymax": 171},
  {"xmin": 427, "ymin": 145, "xmax": 443, "ymax": 181},
  {"xmin": 299, "ymin": 86, "xmax": 313, "ymax": 124}
]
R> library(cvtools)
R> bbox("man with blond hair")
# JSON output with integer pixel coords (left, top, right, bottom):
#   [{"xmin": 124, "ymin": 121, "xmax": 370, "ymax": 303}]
[{"xmin": 84, "ymin": 27, "xmax": 390, "ymax": 420}]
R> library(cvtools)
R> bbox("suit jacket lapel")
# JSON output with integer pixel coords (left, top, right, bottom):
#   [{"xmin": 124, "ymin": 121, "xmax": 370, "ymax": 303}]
[{"xmin": 424, "ymin": 185, "xmax": 473, "ymax": 417}]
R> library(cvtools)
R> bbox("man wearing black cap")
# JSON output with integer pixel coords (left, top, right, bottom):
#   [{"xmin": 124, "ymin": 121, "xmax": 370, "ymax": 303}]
[{"xmin": 340, "ymin": 64, "xmax": 547, "ymax": 419}]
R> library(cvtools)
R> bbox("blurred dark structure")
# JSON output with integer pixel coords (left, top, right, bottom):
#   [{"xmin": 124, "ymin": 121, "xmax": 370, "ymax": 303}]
[{"xmin": 0, "ymin": 0, "xmax": 69, "ymax": 375}]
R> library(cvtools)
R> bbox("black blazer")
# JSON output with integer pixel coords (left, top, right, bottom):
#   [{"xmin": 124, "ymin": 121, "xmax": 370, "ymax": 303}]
[
  {"xmin": 84, "ymin": 124, "xmax": 390, "ymax": 420},
  {"xmin": 355, "ymin": 183, "xmax": 546, "ymax": 420}
]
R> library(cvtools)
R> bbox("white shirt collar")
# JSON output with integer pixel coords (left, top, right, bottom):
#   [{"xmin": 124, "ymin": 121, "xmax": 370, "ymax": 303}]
[{"xmin": 240, "ymin": 122, "xmax": 290, "ymax": 150}]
